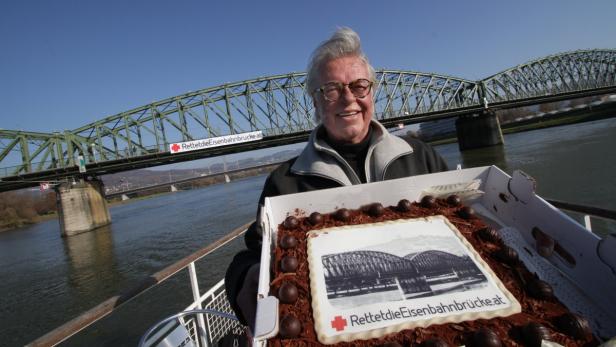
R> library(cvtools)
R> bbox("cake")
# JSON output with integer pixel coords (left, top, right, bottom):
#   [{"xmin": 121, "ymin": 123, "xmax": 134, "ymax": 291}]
[{"xmin": 267, "ymin": 196, "xmax": 598, "ymax": 346}]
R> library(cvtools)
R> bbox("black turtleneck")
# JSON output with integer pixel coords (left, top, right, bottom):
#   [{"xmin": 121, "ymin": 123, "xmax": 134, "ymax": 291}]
[{"xmin": 324, "ymin": 126, "xmax": 373, "ymax": 183}]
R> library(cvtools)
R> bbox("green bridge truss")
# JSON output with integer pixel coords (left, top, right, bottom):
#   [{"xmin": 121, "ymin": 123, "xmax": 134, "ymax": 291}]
[{"xmin": 1, "ymin": 49, "xmax": 615, "ymax": 179}]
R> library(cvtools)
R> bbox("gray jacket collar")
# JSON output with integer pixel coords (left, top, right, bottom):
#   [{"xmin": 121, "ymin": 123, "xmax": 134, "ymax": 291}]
[{"xmin": 290, "ymin": 120, "xmax": 414, "ymax": 185}]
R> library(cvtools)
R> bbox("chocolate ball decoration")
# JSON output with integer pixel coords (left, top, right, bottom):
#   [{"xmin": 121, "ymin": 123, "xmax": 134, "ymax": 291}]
[
  {"xmin": 458, "ymin": 206, "xmax": 476, "ymax": 219},
  {"xmin": 446, "ymin": 194, "xmax": 462, "ymax": 206},
  {"xmin": 280, "ymin": 256, "xmax": 298, "ymax": 273},
  {"xmin": 283, "ymin": 216, "xmax": 299, "ymax": 229},
  {"xmin": 557, "ymin": 313, "xmax": 592, "ymax": 339},
  {"xmin": 397, "ymin": 199, "xmax": 413, "ymax": 212},
  {"xmin": 279, "ymin": 314, "xmax": 302, "ymax": 338},
  {"xmin": 279, "ymin": 234, "xmax": 298, "ymax": 249},
  {"xmin": 367, "ymin": 203, "xmax": 385, "ymax": 217},
  {"xmin": 334, "ymin": 208, "xmax": 351, "ymax": 222},
  {"xmin": 423, "ymin": 337, "xmax": 450, "ymax": 347},
  {"xmin": 522, "ymin": 322, "xmax": 552, "ymax": 347},
  {"xmin": 478, "ymin": 227, "xmax": 501, "ymax": 243},
  {"xmin": 528, "ymin": 279, "xmax": 554, "ymax": 300},
  {"xmin": 421, "ymin": 195, "xmax": 436, "ymax": 208},
  {"xmin": 472, "ymin": 327, "xmax": 502, "ymax": 347},
  {"xmin": 278, "ymin": 282, "xmax": 298, "ymax": 304},
  {"xmin": 496, "ymin": 246, "xmax": 519, "ymax": 265},
  {"xmin": 308, "ymin": 212, "xmax": 323, "ymax": 225}
]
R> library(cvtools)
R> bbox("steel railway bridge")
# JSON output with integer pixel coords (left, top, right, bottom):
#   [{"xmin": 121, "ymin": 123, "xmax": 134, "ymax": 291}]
[
  {"xmin": 322, "ymin": 250, "xmax": 485, "ymax": 299},
  {"xmin": 2, "ymin": 49, "xmax": 616, "ymax": 193}
]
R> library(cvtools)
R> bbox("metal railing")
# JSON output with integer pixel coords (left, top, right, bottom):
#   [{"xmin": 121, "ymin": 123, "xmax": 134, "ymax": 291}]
[
  {"xmin": 546, "ymin": 199, "xmax": 616, "ymax": 221},
  {"xmin": 138, "ymin": 304, "xmax": 241, "ymax": 347},
  {"xmin": 546, "ymin": 199, "xmax": 616, "ymax": 233}
]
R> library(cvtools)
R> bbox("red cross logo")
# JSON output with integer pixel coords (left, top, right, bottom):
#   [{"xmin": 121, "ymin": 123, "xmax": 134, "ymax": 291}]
[
  {"xmin": 330, "ymin": 315, "xmax": 347, "ymax": 332},
  {"xmin": 171, "ymin": 143, "xmax": 180, "ymax": 152}
]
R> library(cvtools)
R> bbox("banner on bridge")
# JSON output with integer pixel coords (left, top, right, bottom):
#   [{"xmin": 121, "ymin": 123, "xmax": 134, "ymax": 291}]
[{"xmin": 169, "ymin": 131, "xmax": 263, "ymax": 154}]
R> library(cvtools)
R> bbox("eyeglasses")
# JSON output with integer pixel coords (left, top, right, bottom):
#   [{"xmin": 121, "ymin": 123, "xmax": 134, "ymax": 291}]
[{"xmin": 313, "ymin": 78, "xmax": 374, "ymax": 102}]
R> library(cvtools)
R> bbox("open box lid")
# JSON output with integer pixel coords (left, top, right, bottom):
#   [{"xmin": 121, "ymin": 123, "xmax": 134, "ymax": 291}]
[{"xmin": 253, "ymin": 166, "xmax": 616, "ymax": 342}]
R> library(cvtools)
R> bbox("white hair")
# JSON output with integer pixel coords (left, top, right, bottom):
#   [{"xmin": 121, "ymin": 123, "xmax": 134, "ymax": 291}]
[{"xmin": 306, "ymin": 27, "xmax": 376, "ymax": 100}]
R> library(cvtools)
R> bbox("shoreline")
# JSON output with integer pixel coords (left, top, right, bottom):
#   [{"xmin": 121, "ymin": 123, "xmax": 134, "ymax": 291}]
[
  {"xmin": 0, "ymin": 213, "xmax": 58, "ymax": 233},
  {"xmin": 0, "ymin": 195, "xmax": 162, "ymax": 233}
]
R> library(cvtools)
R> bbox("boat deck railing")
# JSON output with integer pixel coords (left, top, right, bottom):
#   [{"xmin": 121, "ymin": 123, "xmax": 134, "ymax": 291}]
[
  {"xmin": 183, "ymin": 280, "xmax": 243, "ymax": 345},
  {"xmin": 138, "ymin": 283, "xmax": 244, "ymax": 347},
  {"xmin": 546, "ymin": 199, "xmax": 616, "ymax": 232}
]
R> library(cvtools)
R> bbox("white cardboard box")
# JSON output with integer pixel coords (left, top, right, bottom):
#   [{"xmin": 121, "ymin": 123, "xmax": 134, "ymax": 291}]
[{"xmin": 253, "ymin": 166, "xmax": 616, "ymax": 344}]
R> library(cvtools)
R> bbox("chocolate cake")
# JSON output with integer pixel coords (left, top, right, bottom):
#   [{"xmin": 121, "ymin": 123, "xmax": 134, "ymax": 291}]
[{"xmin": 267, "ymin": 196, "xmax": 598, "ymax": 346}]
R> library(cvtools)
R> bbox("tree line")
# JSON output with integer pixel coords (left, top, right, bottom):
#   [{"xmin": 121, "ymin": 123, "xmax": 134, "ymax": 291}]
[{"xmin": 0, "ymin": 190, "xmax": 56, "ymax": 231}]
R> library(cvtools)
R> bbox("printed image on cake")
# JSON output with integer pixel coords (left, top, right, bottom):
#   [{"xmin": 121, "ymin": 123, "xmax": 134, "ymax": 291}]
[
  {"xmin": 268, "ymin": 196, "xmax": 598, "ymax": 347},
  {"xmin": 307, "ymin": 216, "xmax": 520, "ymax": 344},
  {"xmin": 318, "ymin": 220, "xmax": 491, "ymax": 308}
]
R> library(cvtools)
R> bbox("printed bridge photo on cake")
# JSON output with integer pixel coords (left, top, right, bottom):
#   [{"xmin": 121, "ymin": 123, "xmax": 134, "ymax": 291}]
[
  {"xmin": 307, "ymin": 216, "xmax": 520, "ymax": 343},
  {"xmin": 321, "ymin": 236, "xmax": 488, "ymax": 309}
]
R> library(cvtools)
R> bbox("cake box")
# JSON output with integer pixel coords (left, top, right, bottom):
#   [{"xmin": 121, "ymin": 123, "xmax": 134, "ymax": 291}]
[{"xmin": 251, "ymin": 165, "xmax": 616, "ymax": 346}]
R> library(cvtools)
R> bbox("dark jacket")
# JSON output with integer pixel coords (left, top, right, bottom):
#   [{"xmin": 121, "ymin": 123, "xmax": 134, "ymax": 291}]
[{"xmin": 225, "ymin": 121, "xmax": 448, "ymax": 324}]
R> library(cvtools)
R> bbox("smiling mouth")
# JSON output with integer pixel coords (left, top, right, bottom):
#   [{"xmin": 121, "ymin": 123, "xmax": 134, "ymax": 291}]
[{"xmin": 338, "ymin": 111, "xmax": 360, "ymax": 117}]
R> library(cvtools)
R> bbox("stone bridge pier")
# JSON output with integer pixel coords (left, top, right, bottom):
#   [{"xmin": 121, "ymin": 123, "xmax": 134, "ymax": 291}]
[
  {"xmin": 55, "ymin": 177, "xmax": 111, "ymax": 237},
  {"xmin": 455, "ymin": 109, "xmax": 504, "ymax": 150}
]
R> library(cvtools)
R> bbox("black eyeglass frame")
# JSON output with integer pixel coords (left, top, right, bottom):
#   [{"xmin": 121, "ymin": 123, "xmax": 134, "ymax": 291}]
[{"xmin": 313, "ymin": 78, "xmax": 374, "ymax": 102}]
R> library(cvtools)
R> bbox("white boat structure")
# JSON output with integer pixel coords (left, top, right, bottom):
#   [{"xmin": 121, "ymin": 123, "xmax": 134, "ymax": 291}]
[{"xmin": 26, "ymin": 167, "xmax": 616, "ymax": 347}]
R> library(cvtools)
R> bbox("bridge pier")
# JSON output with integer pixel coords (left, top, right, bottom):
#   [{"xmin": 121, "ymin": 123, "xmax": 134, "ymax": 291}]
[
  {"xmin": 55, "ymin": 177, "xmax": 111, "ymax": 237},
  {"xmin": 455, "ymin": 109, "xmax": 504, "ymax": 151}
]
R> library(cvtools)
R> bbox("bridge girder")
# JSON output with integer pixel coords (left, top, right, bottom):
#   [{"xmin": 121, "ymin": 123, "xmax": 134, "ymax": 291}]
[
  {"xmin": 1, "ymin": 49, "xmax": 615, "ymax": 183},
  {"xmin": 482, "ymin": 49, "xmax": 616, "ymax": 104}
]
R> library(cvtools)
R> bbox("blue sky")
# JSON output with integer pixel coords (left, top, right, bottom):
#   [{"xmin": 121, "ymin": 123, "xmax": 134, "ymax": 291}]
[
  {"xmin": 2, "ymin": 0, "xmax": 615, "ymax": 135},
  {"xmin": 2, "ymin": 0, "xmax": 616, "ymax": 171}
]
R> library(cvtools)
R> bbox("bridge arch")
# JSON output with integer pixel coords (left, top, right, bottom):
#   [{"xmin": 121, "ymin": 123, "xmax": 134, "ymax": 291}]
[
  {"xmin": 1, "ymin": 49, "xmax": 615, "ymax": 184},
  {"xmin": 481, "ymin": 49, "xmax": 616, "ymax": 104},
  {"xmin": 322, "ymin": 250, "xmax": 418, "ymax": 278}
]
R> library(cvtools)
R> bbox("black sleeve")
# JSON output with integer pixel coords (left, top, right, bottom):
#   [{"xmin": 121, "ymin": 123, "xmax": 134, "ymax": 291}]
[
  {"xmin": 224, "ymin": 248, "xmax": 260, "ymax": 325},
  {"xmin": 243, "ymin": 170, "xmax": 284, "ymax": 251},
  {"xmin": 224, "ymin": 164, "xmax": 287, "ymax": 322},
  {"xmin": 401, "ymin": 136, "xmax": 449, "ymax": 174}
]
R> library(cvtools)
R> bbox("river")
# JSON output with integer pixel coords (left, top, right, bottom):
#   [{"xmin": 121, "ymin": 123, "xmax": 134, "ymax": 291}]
[{"xmin": 0, "ymin": 118, "xmax": 615, "ymax": 346}]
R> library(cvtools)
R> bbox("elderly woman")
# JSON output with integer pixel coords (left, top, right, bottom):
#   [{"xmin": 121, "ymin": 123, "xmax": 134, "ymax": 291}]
[{"xmin": 225, "ymin": 27, "xmax": 448, "ymax": 330}]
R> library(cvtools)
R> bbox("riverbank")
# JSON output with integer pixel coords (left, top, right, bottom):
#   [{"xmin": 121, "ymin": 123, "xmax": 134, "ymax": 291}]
[
  {"xmin": 0, "ymin": 164, "xmax": 277, "ymax": 233},
  {"xmin": 0, "ymin": 213, "xmax": 56, "ymax": 233},
  {"xmin": 0, "ymin": 197, "xmax": 154, "ymax": 233}
]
